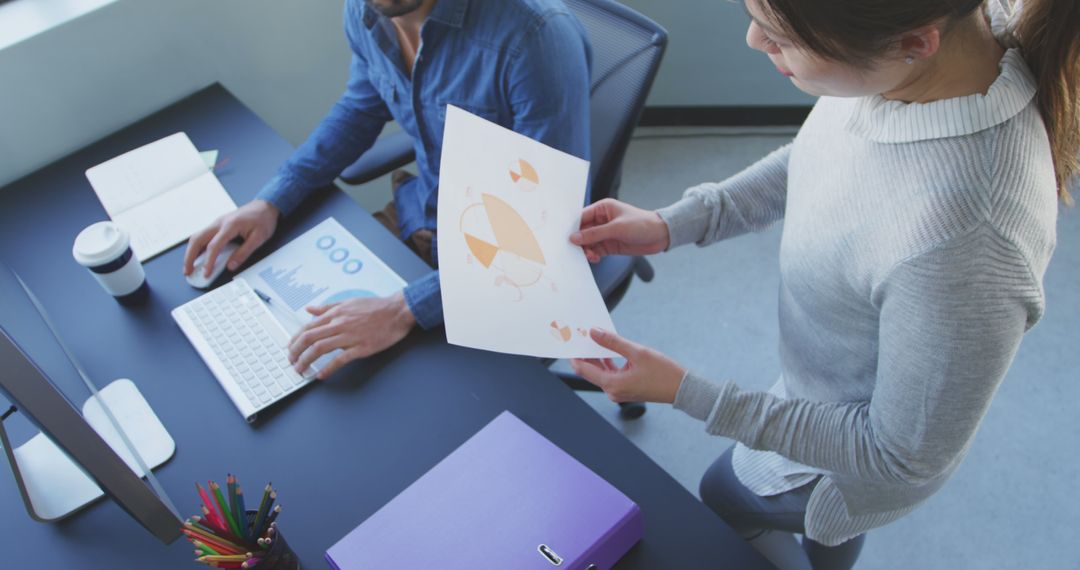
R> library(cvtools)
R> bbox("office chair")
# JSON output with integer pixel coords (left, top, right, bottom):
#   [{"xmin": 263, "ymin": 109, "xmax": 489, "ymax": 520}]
[{"xmin": 339, "ymin": 0, "xmax": 668, "ymax": 420}]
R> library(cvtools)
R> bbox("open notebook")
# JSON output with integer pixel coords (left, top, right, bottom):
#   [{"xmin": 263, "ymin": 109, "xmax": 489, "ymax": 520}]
[{"xmin": 85, "ymin": 132, "xmax": 236, "ymax": 261}]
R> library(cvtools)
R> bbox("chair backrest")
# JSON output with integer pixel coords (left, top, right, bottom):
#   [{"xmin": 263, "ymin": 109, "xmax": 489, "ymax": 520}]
[{"xmin": 564, "ymin": 0, "xmax": 668, "ymax": 203}]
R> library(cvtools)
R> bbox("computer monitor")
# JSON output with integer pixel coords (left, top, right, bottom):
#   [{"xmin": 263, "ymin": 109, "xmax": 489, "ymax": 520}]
[{"xmin": 0, "ymin": 265, "xmax": 182, "ymax": 544}]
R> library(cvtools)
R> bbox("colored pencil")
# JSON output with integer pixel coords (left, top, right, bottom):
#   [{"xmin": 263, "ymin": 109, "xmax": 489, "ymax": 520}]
[
  {"xmin": 211, "ymin": 481, "xmax": 241, "ymax": 539},
  {"xmin": 209, "ymin": 481, "xmax": 233, "ymax": 532},
  {"xmin": 188, "ymin": 532, "xmax": 246, "ymax": 555},
  {"xmin": 183, "ymin": 524, "xmax": 229, "ymax": 546},
  {"xmin": 227, "ymin": 475, "xmax": 240, "ymax": 538},
  {"xmin": 199, "ymin": 554, "xmax": 251, "ymax": 562},
  {"xmin": 263, "ymin": 505, "xmax": 281, "ymax": 530},
  {"xmin": 202, "ymin": 506, "xmax": 229, "ymax": 533},
  {"xmin": 189, "ymin": 516, "xmax": 225, "ymax": 537},
  {"xmin": 197, "ymin": 483, "xmax": 227, "ymax": 530},
  {"xmin": 184, "ymin": 518, "xmax": 233, "ymax": 543},
  {"xmin": 182, "ymin": 524, "xmax": 246, "ymax": 552},
  {"xmin": 183, "ymin": 532, "xmax": 243, "ymax": 557},
  {"xmin": 184, "ymin": 533, "xmax": 243, "ymax": 557},
  {"xmin": 235, "ymin": 484, "xmax": 249, "ymax": 542},
  {"xmin": 199, "ymin": 557, "xmax": 251, "ymax": 567},
  {"xmin": 252, "ymin": 484, "xmax": 273, "ymax": 541}
]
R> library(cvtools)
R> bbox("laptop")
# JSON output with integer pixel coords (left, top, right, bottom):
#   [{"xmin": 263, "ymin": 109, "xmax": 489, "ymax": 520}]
[
  {"xmin": 325, "ymin": 411, "xmax": 643, "ymax": 569},
  {"xmin": 172, "ymin": 218, "xmax": 405, "ymax": 422}
]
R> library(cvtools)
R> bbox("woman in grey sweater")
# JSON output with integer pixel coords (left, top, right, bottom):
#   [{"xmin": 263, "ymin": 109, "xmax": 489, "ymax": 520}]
[{"xmin": 569, "ymin": 0, "xmax": 1079, "ymax": 568}]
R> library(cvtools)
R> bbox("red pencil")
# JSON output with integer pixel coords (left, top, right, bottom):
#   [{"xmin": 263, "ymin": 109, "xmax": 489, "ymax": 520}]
[
  {"xmin": 183, "ymin": 529, "xmax": 245, "ymax": 553},
  {"xmin": 201, "ymin": 507, "xmax": 229, "ymax": 533},
  {"xmin": 196, "ymin": 483, "xmax": 227, "ymax": 531},
  {"xmin": 184, "ymin": 531, "xmax": 245, "ymax": 556}
]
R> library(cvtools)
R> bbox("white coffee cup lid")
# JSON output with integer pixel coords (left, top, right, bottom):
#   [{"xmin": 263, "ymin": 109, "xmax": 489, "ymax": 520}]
[{"xmin": 73, "ymin": 221, "xmax": 130, "ymax": 266}]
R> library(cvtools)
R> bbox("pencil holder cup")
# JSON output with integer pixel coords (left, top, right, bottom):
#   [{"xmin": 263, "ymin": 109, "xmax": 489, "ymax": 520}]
[{"xmin": 246, "ymin": 511, "xmax": 300, "ymax": 570}]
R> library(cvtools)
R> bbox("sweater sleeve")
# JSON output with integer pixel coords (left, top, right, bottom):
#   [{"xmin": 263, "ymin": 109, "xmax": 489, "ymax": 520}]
[
  {"xmin": 656, "ymin": 143, "xmax": 791, "ymax": 249},
  {"xmin": 674, "ymin": 224, "xmax": 1044, "ymax": 486}
]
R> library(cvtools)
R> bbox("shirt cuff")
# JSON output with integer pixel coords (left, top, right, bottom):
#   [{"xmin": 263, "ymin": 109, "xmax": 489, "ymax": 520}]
[
  {"xmin": 254, "ymin": 173, "xmax": 311, "ymax": 217},
  {"xmin": 402, "ymin": 270, "xmax": 443, "ymax": 330},
  {"xmin": 656, "ymin": 195, "xmax": 712, "ymax": 249},
  {"xmin": 673, "ymin": 371, "xmax": 732, "ymax": 422}
]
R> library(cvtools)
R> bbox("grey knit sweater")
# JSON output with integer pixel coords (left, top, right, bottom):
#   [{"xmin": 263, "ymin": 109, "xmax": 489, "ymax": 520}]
[{"xmin": 657, "ymin": 48, "xmax": 1058, "ymax": 545}]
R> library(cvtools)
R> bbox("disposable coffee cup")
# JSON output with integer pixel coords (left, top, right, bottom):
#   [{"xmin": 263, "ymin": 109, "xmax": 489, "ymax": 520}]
[{"xmin": 72, "ymin": 221, "xmax": 149, "ymax": 304}]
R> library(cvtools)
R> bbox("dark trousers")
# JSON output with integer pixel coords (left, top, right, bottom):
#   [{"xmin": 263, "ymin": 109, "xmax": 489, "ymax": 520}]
[{"xmin": 700, "ymin": 446, "xmax": 865, "ymax": 570}]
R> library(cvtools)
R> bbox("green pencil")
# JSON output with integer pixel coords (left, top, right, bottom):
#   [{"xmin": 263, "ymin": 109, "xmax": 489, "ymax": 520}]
[
  {"xmin": 227, "ymin": 474, "xmax": 240, "ymax": 539},
  {"xmin": 253, "ymin": 489, "xmax": 275, "ymax": 539},
  {"xmin": 252, "ymin": 484, "xmax": 272, "ymax": 540},
  {"xmin": 193, "ymin": 539, "xmax": 221, "ymax": 556},
  {"xmin": 211, "ymin": 480, "xmax": 241, "ymax": 540}
]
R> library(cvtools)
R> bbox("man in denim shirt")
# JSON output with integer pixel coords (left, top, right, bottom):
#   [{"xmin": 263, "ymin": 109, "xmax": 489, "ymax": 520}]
[{"xmin": 184, "ymin": 0, "xmax": 590, "ymax": 378}]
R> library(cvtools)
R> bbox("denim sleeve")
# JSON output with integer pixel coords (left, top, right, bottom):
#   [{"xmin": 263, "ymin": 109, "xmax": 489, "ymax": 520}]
[
  {"xmin": 506, "ymin": 12, "xmax": 592, "ymax": 198},
  {"xmin": 255, "ymin": 42, "xmax": 392, "ymax": 216},
  {"xmin": 402, "ymin": 270, "xmax": 443, "ymax": 330}
]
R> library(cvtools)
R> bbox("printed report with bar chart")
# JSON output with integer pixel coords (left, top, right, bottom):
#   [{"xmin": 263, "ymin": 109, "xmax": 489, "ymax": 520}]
[
  {"xmin": 238, "ymin": 217, "xmax": 407, "ymax": 324},
  {"xmin": 437, "ymin": 106, "xmax": 617, "ymax": 359}
]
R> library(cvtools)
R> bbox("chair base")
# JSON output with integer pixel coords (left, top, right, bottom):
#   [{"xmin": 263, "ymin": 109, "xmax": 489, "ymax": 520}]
[{"xmin": 618, "ymin": 401, "xmax": 647, "ymax": 419}]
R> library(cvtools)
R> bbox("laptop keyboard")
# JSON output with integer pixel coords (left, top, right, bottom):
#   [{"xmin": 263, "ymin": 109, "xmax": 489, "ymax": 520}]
[{"xmin": 180, "ymin": 280, "xmax": 310, "ymax": 409}]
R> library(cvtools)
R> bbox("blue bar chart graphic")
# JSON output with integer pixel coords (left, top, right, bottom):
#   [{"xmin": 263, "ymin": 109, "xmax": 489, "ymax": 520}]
[{"xmin": 258, "ymin": 266, "xmax": 329, "ymax": 311}]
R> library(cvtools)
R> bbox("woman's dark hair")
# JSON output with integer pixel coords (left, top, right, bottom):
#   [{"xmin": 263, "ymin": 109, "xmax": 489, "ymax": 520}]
[{"xmin": 761, "ymin": 0, "xmax": 1080, "ymax": 201}]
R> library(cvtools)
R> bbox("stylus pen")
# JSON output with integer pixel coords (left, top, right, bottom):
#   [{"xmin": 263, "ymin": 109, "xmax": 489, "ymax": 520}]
[
  {"xmin": 254, "ymin": 287, "xmax": 329, "ymax": 378},
  {"xmin": 253, "ymin": 288, "xmax": 307, "ymax": 333}
]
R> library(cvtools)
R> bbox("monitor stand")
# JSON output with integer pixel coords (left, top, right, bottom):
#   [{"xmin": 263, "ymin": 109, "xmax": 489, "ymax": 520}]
[{"xmin": 0, "ymin": 378, "xmax": 175, "ymax": 522}]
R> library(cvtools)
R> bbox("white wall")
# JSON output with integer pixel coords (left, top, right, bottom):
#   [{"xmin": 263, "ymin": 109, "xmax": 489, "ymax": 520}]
[
  {"xmin": 0, "ymin": 0, "xmax": 351, "ymax": 188},
  {"xmin": 198, "ymin": 0, "xmax": 351, "ymax": 148},
  {"xmin": 0, "ymin": 0, "xmax": 811, "ymax": 188},
  {"xmin": 613, "ymin": 0, "xmax": 814, "ymax": 107},
  {"xmin": 0, "ymin": 0, "xmax": 209, "ymax": 187}
]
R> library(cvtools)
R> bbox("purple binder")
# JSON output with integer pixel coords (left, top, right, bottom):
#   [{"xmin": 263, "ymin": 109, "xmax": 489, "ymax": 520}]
[{"xmin": 326, "ymin": 411, "xmax": 642, "ymax": 569}]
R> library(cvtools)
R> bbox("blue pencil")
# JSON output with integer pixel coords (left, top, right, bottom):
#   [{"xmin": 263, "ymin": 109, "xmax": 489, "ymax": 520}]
[
  {"xmin": 237, "ymin": 485, "xmax": 251, "ymax": 542},
  {"xmin": 252, "ymin": 486, "xmax": 274, "ymax": 540}
]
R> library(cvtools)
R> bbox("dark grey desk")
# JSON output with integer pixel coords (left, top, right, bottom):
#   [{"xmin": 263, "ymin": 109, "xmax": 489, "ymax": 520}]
[{"xmin": 0, "ymin": 85, "xmax": 772, "ymax": 568}]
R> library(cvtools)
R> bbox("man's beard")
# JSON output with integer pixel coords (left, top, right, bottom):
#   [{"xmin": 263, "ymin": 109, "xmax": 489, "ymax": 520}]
[{"xmin": 365, "ymin": 0, "xmax": 425, "ymax": 18}]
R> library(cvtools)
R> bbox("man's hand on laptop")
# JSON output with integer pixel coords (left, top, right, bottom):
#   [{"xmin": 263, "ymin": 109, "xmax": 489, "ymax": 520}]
[
  {"xmin": 288, "ymin": 291, "xmax": 416, "ymax": 379},
  {"xmin": 183, "ymin": 199, "xmax": 280, "ymax": 278}
]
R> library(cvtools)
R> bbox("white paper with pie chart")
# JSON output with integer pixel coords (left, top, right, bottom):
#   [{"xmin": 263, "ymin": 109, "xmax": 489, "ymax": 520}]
[{"xmin": 438, "ymin": 105, "xmax": 618, "ymax": 358}]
